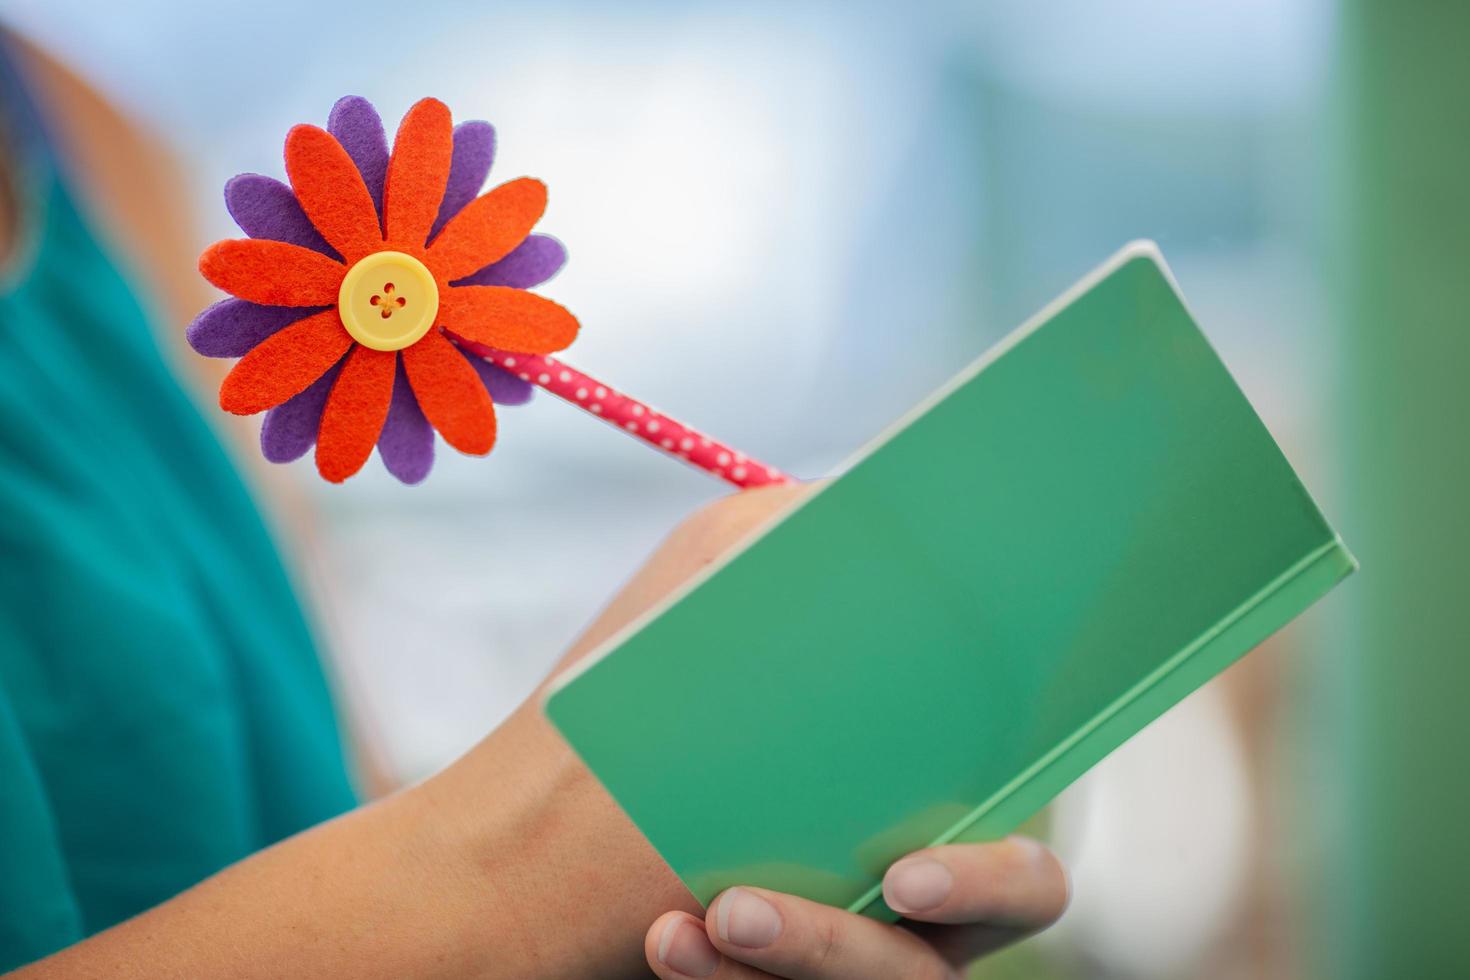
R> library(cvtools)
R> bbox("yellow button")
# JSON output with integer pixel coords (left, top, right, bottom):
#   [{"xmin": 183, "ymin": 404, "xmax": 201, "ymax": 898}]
[{"xmin": 337, "ymin": 250, "xmax": 440, "ymax": 351}]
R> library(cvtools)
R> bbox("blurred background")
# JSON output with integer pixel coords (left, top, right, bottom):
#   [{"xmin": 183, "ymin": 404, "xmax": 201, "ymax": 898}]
[{"xmin": 3, "ymin": 0, "xmax": 1463, "ymax": 976}]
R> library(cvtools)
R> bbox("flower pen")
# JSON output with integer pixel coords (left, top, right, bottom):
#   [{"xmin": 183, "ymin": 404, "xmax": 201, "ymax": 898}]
[{"xmin": 189, "ymin": 96, "xmax": 789, "ymax": 488}]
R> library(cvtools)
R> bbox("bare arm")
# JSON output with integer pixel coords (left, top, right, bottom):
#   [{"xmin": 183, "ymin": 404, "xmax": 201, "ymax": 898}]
[{"xmin": 9, "ymin": 486, "xmax": 806, "ymax": 979}]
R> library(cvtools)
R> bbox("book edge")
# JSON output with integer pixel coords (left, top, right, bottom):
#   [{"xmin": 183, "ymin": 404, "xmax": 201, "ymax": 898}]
[{"xmin": 848, "ymin": 535, "xmax": 1358, "ymax": 919}]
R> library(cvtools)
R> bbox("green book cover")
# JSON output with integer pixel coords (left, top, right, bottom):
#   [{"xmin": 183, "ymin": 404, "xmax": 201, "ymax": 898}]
[{"xmin": 544, "ymin": 242, "xmax": 1355, "ymax": 920}]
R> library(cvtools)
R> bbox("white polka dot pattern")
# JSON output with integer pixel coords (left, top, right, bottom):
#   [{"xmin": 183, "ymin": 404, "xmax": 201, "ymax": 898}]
[{"xmin": 477, "ymin": 349, "xmax": 790, "ymax": 489}]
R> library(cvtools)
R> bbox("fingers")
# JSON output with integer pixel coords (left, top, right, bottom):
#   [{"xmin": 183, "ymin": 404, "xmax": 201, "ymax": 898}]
[
  {"xmin": 646, "ymin": 840, "xmax": 1069, "ymax": 980},
  {"xmin": 646, "ymin": 911, "xmax": 771, "ymax": 979},
  {"xmin": 703, "ymin": 887, "xmax": 958, "ymax": 980},
  {"xmin": 882, "ymin": 837, "xmax": 1070, "ymax": 929}
]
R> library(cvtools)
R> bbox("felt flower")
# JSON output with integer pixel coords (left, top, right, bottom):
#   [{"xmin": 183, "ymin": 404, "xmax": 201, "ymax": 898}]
[{"xmin": 188, "ymin": 96, "xmax": 578, "ymax": 484}]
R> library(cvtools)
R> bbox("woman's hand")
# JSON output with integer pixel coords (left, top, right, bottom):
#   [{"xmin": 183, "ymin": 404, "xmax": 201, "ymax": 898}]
[
  {"xmin": 480, "ymin": 482, "xmax": 1070, "ymax": 978},
  {"xmin": 492, "ymin": 482, "xmax": 1069, "ymax": 978},
  {"xmin": 646, "ymin": 837, "xmax": 1068, "ymax": 979}
]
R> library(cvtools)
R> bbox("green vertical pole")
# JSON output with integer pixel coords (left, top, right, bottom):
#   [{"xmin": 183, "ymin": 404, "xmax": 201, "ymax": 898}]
[{"xmin": 1334, "ymin": 2, "xmax": 1470, "ymax": 976}]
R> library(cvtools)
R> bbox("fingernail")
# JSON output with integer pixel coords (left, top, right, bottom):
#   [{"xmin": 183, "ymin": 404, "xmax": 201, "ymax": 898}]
[
  {"xmin": 716, "ymin": 888, "xmax": 783, "ymax": 948},
  {"xmin": 883, "ymin": 857, "xmax": 954, "ymax": 914},
  {"xmin": 656, "ymin": 918, "xmax": 719, "ymax": 977}
]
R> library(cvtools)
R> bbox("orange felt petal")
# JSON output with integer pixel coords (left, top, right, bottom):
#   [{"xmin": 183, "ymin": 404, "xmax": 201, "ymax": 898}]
[
  {"xmin": 315, "ymin": 345, "xmax": 397, "ymax": 483},
  {"xmin": 383, "ymin": 98, "xmax": 453, "ymax": 251},
  {"xmin": 219, "ymin": 310, "xmax": 352, "ymax": 414},
  {"xmin": 285, "ymin": 124, "xmax": 383, "ymax": 261},
  {"xmin": 200, "ymin": 239, "xmax": 345, "ymax": 306},
  {"xmin": 401, "ymin": 330, "xmax": 497, "ymax": 455},
  {"xmin": 440, "ymin": 286, "xmax": 580, "ymax": 355},
  {"xmin": 426, "ymin": 177, "xmax": 547, "ymax": 281}
]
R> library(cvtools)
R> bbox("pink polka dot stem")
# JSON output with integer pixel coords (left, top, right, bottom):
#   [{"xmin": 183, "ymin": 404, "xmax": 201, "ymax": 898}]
[{"xmin": 473, "ymin": 348, "xmax": 791, "ymax": 489}]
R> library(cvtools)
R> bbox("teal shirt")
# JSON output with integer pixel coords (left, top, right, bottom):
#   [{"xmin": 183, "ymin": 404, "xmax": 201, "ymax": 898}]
[{"xmin": 0, "ymin": 53, "xmax": 356, "ymax": 970}]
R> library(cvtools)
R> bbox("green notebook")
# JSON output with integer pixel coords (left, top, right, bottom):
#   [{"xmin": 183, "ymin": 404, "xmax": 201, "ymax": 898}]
[{"xmin": 544, "ymin": 242, "xmax": 1355, "ymax": 920}]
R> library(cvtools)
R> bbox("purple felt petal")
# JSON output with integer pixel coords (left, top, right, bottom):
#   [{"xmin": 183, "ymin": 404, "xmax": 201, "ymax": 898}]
[
  {"xmin": 454, "ymin": 234, "xmax": 567, "ymax": 289},
  {"xmin": 377, "ymin": 357, "xmax": 435, "ymax": 484},
  {"xmin": 187, "ymin": 298, "xmax": 322, "ymax": 358},
  {"xmin": 460, "ymin": 347, "xmax": 534, "ymax": 406},
  {"xmin": 260, "ymin": 358, "xmax": 343, "ymax": 463},
  {"xmin": 327, "ymin": 96, "xmax": 389, "ymax": 223},
  {"xmin": 430, "ymin": 121, "xmax": 497, "ymax": 242},
  {"xmin": 224, "ymin": 174, "xmax": 338, "ymax": 258}
]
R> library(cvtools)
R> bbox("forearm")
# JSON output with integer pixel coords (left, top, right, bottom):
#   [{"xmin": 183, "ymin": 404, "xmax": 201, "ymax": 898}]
[
  {"xmin": 429, "ymin": 706, "xmax": 699, "ymax": 977},
  {"xmin": 11, "ymin": 784, "xmax": 478, "ymax": 977},
  {"xmin": 11, "ymin": 707, "xmax": 689, "ymax": 980},
  {"xmin": 11, "ymin": 486, "xmax": 802, "ymax": 979}
]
